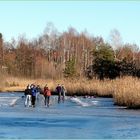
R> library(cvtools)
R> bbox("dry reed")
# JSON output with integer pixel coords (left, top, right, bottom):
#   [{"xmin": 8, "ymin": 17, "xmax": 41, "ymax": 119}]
[
  {"xmin": 113, "ymin": 77, "xmax": 140, "ymax": 108},
  {"xmin": 1, "ymin": 76, "xmax": 140, "ymax": 108}
]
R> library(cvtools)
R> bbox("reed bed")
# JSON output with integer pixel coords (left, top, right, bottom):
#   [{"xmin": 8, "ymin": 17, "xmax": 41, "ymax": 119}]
[
  {"xmin": 2, "ymin": 77, "xmax": 114, "ymax": 97},
  {"xmin": 113, "ymin": 77, "xmax": 140, "ymax": 108},
  {"xmin": 1, "ymin": 76, "xmax": 140, "ymax": 108}
]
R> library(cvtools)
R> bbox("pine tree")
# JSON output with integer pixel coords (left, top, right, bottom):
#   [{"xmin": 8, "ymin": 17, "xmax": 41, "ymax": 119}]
[{"xmin": 64, "ymin": 58, "xmax": 76, "ymax": 78}]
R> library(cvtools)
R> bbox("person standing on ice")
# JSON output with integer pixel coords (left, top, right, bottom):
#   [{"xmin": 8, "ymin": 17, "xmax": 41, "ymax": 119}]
[
  {"xmin": 61, "ymin": 84, "xmax": 66, "ymax": 103},
  {"xmin": 43, "ymin": 85, "xmax": 51, "ymax": 107},
  {"xmin": 36, "ymin": 85, "xmax": 41, "ymax": 101},
  {"xmin": 24, "ymin": 85, "xmax": 32, "ymax": 107},
  {"xmin": 55, "ymin": 84, "xmax": 62, "ymax": 103},
  {"xmin": 31, "ymin": 84, "xmax": 37, "ymax": 107}
]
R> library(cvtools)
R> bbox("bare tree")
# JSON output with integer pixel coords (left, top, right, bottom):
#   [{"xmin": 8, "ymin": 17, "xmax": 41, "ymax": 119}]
[
  {"xmin": 0, "ymin": 33, "xmax": 4, "ymax": 69},
  {"xmin": 109, "ymin": 29, "xmax": 123, "ymax": 50}
]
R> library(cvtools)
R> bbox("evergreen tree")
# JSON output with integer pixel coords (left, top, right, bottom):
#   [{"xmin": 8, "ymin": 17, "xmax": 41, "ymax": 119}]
[
  {"xmin": 93, "ymin": 43, "xmax": 115, "ymax": 80},
  {"xmin": 64, "ymin": 58, "xmax": 76, "ymax": 78}
]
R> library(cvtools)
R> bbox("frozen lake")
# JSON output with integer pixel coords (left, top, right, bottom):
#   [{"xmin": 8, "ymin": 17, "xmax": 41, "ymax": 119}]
[{"xmin": 0, "ymin": 92, "xmax": 140, "ymax": 139}]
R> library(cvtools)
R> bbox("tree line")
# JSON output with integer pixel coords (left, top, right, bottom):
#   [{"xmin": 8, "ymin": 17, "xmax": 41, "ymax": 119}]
[{"xmin": 0, "ymin": 24, "xmax": 140, "ymax": 80}]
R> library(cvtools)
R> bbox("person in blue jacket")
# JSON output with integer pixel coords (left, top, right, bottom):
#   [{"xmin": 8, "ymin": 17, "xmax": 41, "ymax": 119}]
[{"xmin": 31, "ymin": 84, "xmax": 37, "ymax": 107}]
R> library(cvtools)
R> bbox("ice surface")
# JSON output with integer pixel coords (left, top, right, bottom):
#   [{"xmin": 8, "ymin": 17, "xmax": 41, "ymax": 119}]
[{"xmin": 0, "ymin": 92, "xmax": 140, "ymax": 139}]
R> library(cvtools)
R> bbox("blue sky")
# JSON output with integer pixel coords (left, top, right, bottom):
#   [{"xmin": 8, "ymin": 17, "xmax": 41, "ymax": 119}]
[{"xmin": 0, "ymin": 1, "xmax": 140, "ymax": 47}]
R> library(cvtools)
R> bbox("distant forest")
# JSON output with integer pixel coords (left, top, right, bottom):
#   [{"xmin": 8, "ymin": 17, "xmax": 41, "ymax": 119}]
[{"xmin": 0, "ymin": 23, "xmax": 140, "ymax": 80}]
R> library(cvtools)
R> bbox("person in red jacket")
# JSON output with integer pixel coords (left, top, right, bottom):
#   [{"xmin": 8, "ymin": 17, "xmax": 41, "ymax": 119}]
[{"xmin": 43, "ymin": 85, "xmax": 51, "ymax": 107}]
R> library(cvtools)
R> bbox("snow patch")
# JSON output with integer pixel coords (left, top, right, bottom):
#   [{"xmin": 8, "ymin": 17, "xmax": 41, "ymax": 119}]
[
  {"xmin": 70, "ymin": 97, "xmax": 90, "ymax": 107},
  {"xmin": 0, "ymin": 97, "xmax": 20, "ymax": 107}
]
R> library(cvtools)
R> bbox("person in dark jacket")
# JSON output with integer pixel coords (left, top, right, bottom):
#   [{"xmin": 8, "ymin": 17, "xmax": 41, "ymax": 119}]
[
  {"xmin": 24, "ymin": 85, "xmax": 32, "ymax": 107},
  {"xmin": 55, "ymin": 84, "xmax": 62, "ymax": 103},
  {"xmin": 36, "ymin": 85, "xmax": 41, "ymax": 101},
  {"xmin": 61, "ymin": 84, "xmax": 66, "ymax": 103}
]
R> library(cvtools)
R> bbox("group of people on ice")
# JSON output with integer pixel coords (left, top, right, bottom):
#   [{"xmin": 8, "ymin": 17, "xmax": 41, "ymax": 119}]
[{"xmin": 24, "ymin": 83, "xmax": 66, "ymax": 108}]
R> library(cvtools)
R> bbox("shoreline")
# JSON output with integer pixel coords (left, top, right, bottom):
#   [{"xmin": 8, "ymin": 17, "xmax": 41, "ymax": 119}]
[
  {"xmin": 0, "ymin": 89, "xmax": 139, "ymax": 109},
  {"xmin": 0, "ymin": 87, "xmax": 113, "ymax": 98},
  {"xmin": 0, "ymin": 76, "xmax": 140, "ymax": 109}
]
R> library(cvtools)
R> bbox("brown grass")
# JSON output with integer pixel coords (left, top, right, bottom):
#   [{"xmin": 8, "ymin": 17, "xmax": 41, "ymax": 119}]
[
  {"xmin": 2, "ymin": 76, "xmax": 114, "ymax": 96},
  {"xmin": 113, "ymin": 77, "xmax": 140, "ymax": 108},
  {"xmin": 1, "ymin": 76, "xmax": 140, "ymax": 108}
]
